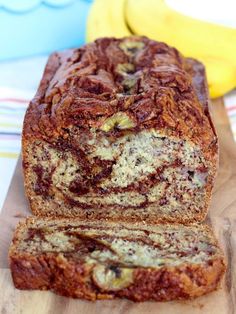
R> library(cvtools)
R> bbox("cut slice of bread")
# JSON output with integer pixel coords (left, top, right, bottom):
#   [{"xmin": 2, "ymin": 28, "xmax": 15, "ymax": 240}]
[{"xmin": 9, "ymin": 217, "xmax": 226, "ymax": 301}]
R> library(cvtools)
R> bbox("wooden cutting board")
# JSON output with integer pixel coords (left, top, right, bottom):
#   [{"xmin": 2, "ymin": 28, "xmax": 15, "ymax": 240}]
[{"xmin": 0, "ymin": 98, "xmax": 235, "ymax": 314}]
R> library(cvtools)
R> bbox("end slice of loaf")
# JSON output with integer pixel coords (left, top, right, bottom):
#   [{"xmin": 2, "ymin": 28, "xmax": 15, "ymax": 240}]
[{"xmin": 9, "ymin": 217, "xmax": 226, "ymax": 301}]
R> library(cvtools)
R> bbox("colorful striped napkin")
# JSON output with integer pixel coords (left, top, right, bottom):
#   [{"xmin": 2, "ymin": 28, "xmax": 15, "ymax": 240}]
[
  {"xmin": 0, "ymin": 87, "xmax": 33, "ymax": 158},
  {"xmin": 0, "ymin": 87, "xmax": 33, "ymax": 210},
  {"xmin": 224, "ymin": 90, "xmax": 236, "ymax": 141}
]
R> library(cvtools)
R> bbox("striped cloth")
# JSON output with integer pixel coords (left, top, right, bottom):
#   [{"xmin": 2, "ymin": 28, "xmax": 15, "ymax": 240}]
[
  {"xmin": 224, "ymin": 90, "xmax": 236, "ymax": 141},
  {"xmin": 0, "ymin": 87, "xmax": 33, "ymax": 158},
  {"xmin": 0, "ymin": 55, "xmax": 47, "ymax": 211}
]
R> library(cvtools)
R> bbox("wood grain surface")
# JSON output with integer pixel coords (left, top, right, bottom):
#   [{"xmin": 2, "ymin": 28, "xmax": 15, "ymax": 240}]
[{"xmin": 0, "ymin": 98, "xmax": 235, "ymax": 314}]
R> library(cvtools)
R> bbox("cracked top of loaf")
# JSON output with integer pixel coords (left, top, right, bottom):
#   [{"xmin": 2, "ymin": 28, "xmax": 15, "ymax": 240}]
[{"xmin": 23, "ymin": 36, "xmax": 216, "ymax": 150}]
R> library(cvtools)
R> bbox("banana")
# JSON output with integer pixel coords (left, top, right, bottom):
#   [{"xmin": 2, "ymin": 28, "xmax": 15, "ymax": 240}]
[
  {"xmin": 126, "ymin": 0, "xmax": 236, "ymax": 97},
  {"xmin": 199, "ymin": 57, "xmax": 236, "ymax": 98},
  {"xmin": 86, "ymin": 0, "xmax": 236, "ymax": 98},
  {"xmin": 126, "ymin": 0, "xmax": 236, "ymax": 67},
  {"xmin": 86, "ymin": 0, "xmax": 131, "ymax": 43}
]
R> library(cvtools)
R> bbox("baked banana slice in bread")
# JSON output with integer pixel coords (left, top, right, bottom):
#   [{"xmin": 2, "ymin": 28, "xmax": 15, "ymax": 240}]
[
  {"xmin": 22, "ymin": 36, "xmax": 218, "ymax": 223},
  {"xmin": 9, "ymin": 217, "xmax": 225, "ymax": 301}
]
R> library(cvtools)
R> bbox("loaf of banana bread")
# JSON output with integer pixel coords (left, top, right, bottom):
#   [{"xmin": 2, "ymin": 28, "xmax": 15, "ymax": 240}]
[
  {"xmin": 9, "ymin": 217, "xmax": 225, "ymax": 301},
  {"xmin": 22, "ymin": 36, "xmax": 218, "ymax": 223}
]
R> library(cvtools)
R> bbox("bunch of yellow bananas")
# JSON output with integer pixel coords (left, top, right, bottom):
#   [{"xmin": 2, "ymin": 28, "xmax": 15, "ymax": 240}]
[{"xmin": 86, "ymin": 0, "xmax": 236, "ymax": 98}]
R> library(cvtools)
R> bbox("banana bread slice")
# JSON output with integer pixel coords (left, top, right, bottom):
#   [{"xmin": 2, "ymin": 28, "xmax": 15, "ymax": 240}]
[
  {"xmin": 9, "ymin": 217, "xmax": 225, "ymax": 301},
  {"xmin": 22, "ymin": 36, "xmax": 218, "ymax": 223}
]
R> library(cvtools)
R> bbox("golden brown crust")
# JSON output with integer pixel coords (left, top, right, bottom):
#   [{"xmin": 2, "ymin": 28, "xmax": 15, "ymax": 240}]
[
  {"xmin": 9, "ymin": 218, "xmax": 226, "ymax": 301},
  {"xmin": 10, "ymin": 253, "xmax": 225, "ymax": 301}
]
